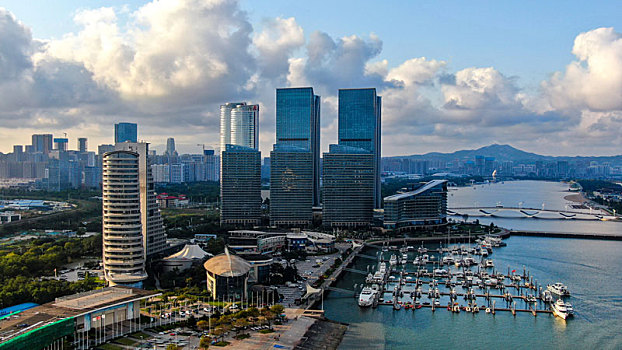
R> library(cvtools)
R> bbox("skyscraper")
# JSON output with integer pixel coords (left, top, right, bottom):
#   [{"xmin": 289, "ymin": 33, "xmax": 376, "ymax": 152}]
[
  {"xmin": 78, "ymin": 138, "xmax": 88, "ymax": 153},
  {"xmin": 102, "ymin": 150, "xmax": 147, "ymax": 287},
  {"xmin": 322, "ymin": 145, "xmax": 375, "ymax": 227},
  {"xmin": 219, "ymin": 102, "xmax": 261, "ymax": 226},
  {"xmin": 338, "ymin": 88, "xmax": 382, "ymax": 208},
  {"xmin": 53, "ymin": 138, "xmax": 68, "ymax": 152},
  {"xmin": 114, "ymin": 142, "xmax": 167, "ymax": 257},
  {"xmin": 31, "ymin": 134, "xmax": 53, "ymax": 154},
  {"xmin": 270, "ymin": 87, "xmax": 320, "ymax": 226},
  {"xmin": 219, "ymin": 103, "xmax": 245, "ymax": 153},
  {"xmin": 231, "ymin": 104, "xmax": 259, "ymax": 149},
  {"xmin": 220, "ymin": 145, "xmax": 262, "ymax": 225},
  {"xmin": 114, "ymin": 122, "xmax": 138, "ymax": 144},
  {"xmin": 165, "ymin": 137, "xmax": 177, "ymax": 157}
]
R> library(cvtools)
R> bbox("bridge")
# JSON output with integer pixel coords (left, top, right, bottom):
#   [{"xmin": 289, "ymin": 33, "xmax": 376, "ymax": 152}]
[{"xmin": 448, "ymin": 206, "xmax": 618, "ymax": 221}]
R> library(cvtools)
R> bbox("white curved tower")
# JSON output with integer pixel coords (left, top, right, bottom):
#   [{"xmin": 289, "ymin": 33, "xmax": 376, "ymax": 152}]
[
  {"xmin": 231, "ymin": 104, "xmax": 259, "ymax": 150},
  {"xmin": 102, "ymin": 150, "xmax": 147, "ymax": 286},
  {"xmin": 220, "ymin": 102, "xmax": 246, "ymax": 153}
]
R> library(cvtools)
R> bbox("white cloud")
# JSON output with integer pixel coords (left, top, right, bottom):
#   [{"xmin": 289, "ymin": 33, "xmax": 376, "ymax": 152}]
[{"xmin": 0, "ymin": 4, "xmax": 621, "ymax": 156}]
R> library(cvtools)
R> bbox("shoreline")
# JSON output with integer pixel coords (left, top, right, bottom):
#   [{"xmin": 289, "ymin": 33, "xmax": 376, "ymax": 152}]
[{"xmin": 564, "ymin": 192, "xmax": 587, "ymax": 203}]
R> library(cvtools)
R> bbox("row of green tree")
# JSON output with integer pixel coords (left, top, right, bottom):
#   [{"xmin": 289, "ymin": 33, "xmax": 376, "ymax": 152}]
[{"xmin": 0, "ymin": 235, "xmax": 103, "ymax": 308}]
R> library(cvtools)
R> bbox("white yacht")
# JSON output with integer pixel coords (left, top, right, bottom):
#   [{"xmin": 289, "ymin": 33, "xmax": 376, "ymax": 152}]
[
  {"xmin": 565, "ymin": 301, "xmax": 574, "ymax": 316},
  {"xmin": 442, "ymin": 255, "xmax": 454, "ymax": 264},
  {"xmin": 551, "ymin": 299, "xmax": 571, "ymax": 320},
  {"xmin": 389, "ymin": 254, "xmax": 398, "ymax": 266},
  {"xmin": 483, "ymin": 259, "xmax": 494, "ymax": 268},
  {"xmin": 358, "ymin": 287, "xmax": 377, "ymax": 307},
  {"xmin": 547, "ymin": 283, "xmax": 570, "ymax": 297},
  {"xmin": 401, "ymin": 253, "xmax": 408, "ymax": 263}
]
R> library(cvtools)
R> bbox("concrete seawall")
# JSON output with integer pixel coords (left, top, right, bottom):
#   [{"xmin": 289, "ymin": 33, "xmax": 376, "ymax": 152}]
[{"xmin": 509, "ymin": 230, "xmax": 622, "ymax": 241}]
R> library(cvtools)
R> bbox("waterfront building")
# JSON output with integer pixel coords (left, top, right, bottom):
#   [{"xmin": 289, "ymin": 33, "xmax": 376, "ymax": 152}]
[
  {"xmin": 203, "ymin": 250, "xmax": 251, "ymax": 300},
  {"xmin": 270, "ymin": 88, "xmax": 320, "ymax": 227},
  {"xmin": 270, "ymin": 145, "xmax": 314, "ymax": 226},
  {"xmin": 338, "ymin": 88, "xmax": 382, "ymax": 208},
  {"xmin": 114, "ymin": 122, "xmax": 138, "ymax": 144},
  {"xmin": 322, "ymin": 144, "xmax": 375, "ymax": 227},
  {"xmin": 114, "ymin": 142, "xmax": 167, "ymax": 257},
  {"xmin": 102, "ymin": 150, "xmax": 147, "ymax": 286},
  {"xmin": 220, "ymin": 144, "xmax": 262, "ymax": 226},
  {"xmin": 383, "ymin": 179, "xmax": 448, "ymax": 230}
]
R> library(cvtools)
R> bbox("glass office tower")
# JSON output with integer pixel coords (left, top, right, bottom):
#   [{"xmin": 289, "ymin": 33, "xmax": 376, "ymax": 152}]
[
  {"xmin": 338, "ymin": 88, "xmax": 381, "ymax": 208},
  {"xmin": 114, "ymin": 122, "xmax": 138, "ymax": 144},
  {"xmin": 275, "ymin": 87, "xmax": 320, "ymax": 207},
  {"xmin": 231, "ymin": 104, "xmax": 259, "ymax": 149},
  {"xmin": 270, "ymin": 87, "xmax": 320, "ymax": 226},
  {"xmin": 322, "ymin": 144, "xmax": 375, "ymax": 227},
  {"xmin": 220, "ymin": 144, "xmax": 262, "ymax": 226}
]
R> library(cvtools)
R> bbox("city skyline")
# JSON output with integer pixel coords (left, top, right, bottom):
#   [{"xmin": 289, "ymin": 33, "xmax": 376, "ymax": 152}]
[{"xmin": 0, "ymin": 1, "xmax": 621, "ymax": 156}]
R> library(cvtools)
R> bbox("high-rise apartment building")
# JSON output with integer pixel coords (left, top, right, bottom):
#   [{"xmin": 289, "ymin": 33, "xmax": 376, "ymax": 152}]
[
  {"xmin": 338, "ymin": 88, "xmax": 382, "ymax": 208},
  {"xmin": 78, "ymin": 138, "xmax": 88, "ymax": 153},
  {"xmin": 220, "ymin": 145, "xmax": 262, "ymax": 225},
  {"xmin": 270, "ymin": 87, "xmax": 320, "ymax": 226},
  {"xmin": 114, "ymin": 122, "xmax": 138, "ymax": 144},
  {"xmin": 219, "ymin": 102, "xmax": 261, "ymax": 226},
  {"xmin": 31, "ymin": 134, "xmax": 53, "ymax": 154},
  {"xmin": 114, "ymin": 142, "xmax": 167, "ymax": 257},
  {"xmin": 102, "ymin": 150, "xmax": 147, "ymax": 287}
]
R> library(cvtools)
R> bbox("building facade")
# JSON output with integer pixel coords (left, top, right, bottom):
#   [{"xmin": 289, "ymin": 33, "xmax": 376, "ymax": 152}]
[
  {"xmin": 220, "ymin": 145, "xmax": 262, "ymax": 226},
  {"xmin": 322, "ymin": 145, "xmax": 375, "ymax": 227},
  {"xmin": 230, "ymin": 104, "xmax": 259, "ymax": 149},
  {"xmin": 383, "ymin": 180, "xmax": 448, "ymax": 230},
  {"xmin": 219, "ymin": 102, "xmax": 246, "ymax": 153},
  {"xmin": 114, "ymin": 122, "xmax": 138, "ymax": 144},
  {"xmin": 102, "ymin": 151, "xmax": 147, "ymax": 287},
  {"xmin": 338, "ymin": 88, "xmax": 382, "ymax": 208},
  {"xmin": 270, "ymin": 145, "xmax": 314, "ymax": 226},
  {"xmin": 114, "ymin": 142, "xmax": 167, "ymax": 257}
]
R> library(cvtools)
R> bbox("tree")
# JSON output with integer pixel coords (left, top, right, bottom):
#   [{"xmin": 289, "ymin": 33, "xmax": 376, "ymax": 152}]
[
  {"xmin": 197, "ymin": 320, "xmax": 210, "ymax": 331},
  {"xmin": 270, "ymin": 304, "xmax": 285, "ymax": 316},
  {"xmin": 166, "ymin": 345, "xmax": 180, "ymax": 350},
  {"xmin": 233, "ymin": 318, "xmax": 249, "ymax": 335},
  {"xmin": 199, "ymin": 336, "xmax": 211, "ymax": 349},
  {"xmin": 187, "ymin": 315, "xmax": 197, "ymax": 328}
]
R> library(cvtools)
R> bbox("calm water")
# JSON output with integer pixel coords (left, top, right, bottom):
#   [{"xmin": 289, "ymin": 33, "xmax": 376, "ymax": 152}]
[
  {"xmin": 449, "ymin": 180, "xmax": 622, "ymax": 234},
  {"xmin": 325, "ymin": 181, "xmax": 622, "ymax": 349}
]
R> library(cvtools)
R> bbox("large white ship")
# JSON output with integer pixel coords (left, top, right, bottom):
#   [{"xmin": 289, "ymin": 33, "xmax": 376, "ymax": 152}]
[{"xmin": 358, "ymin": 287, "xmax": 377, "ymax": 307}]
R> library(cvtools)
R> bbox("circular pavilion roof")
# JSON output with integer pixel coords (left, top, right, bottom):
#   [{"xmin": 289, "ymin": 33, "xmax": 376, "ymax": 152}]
[{"xmin": 203, "ymin": 253, "xmax": 251, "ymax": 277}]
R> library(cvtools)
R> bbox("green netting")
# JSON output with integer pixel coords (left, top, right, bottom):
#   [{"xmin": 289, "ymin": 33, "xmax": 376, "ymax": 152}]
[
  {"xmin": 0, "ymin": 317, "xmax": 74, "ymax": 350},
  {"xmin": 0, "ymin": 311, "xmax": 21, "ymax": 321}
]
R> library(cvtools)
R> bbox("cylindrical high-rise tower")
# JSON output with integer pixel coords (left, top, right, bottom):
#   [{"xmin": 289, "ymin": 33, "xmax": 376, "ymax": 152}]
[
  {"xmin": 231, "ymin": 104, "xmax": 259, "ymax": 150},
  {"xmin": 102, "ymin": 150, "xmax": 147, "ymax": 287}
]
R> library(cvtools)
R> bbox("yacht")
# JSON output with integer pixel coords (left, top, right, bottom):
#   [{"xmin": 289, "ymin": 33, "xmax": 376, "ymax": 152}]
[
  {"xmin": 463, "ymin": 256, "xmax": 476, "ymax": 266},
  {"xmin": 442, "ymin": 255, "xmax": 455, "ymax": 264},
  {"xmin": 358, "ymin": 287, "xmax": 377, "ymax": 307},
  {"xmin": 547, "ymin": 283, "xmax": 570, "ymax": 297},
  {"xmin": 551, "ymin": 299, "xmax": 571, "ymax": 320},
  {"xmin": 565, "ymin": 302, "xmax": 574, "ymax": 316},
  {"xmin": 389, "ymin": 254, "xmax": 398, "ymax": 266},
  {"xmin": 483, "ymin": 259, "xmax": 494, "ymax": 268},
  {"xmin": 401, "ymin": 253, "xmax": 408, "ymax": 263},
  {"xmin": 541, "ymin": 290, "xmax": 554, "ymax": 302},
  {"xmin": 418, "ymin": 243, "xmax": 428, "ymax": 254}
]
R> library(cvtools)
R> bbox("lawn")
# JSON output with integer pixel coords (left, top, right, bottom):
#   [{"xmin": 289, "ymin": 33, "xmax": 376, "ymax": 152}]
[
  {"xmin": 129, "ymin": 331, "xmax": 153, "ymax": 340},
  {"xmin": 112, "ymin": 337, "xmax": 137, "ymax": 346}
]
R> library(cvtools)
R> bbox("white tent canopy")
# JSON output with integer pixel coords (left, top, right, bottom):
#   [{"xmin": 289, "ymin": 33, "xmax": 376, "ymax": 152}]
[{"xmin": 164, "ymin": 244, "xmax": 212, "ymax": 261}]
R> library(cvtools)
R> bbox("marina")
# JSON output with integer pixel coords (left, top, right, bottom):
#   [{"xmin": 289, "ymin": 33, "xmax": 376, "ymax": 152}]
[{"xmin": 354, "ymin": 237, "xmax": 569, "ymax": 319}]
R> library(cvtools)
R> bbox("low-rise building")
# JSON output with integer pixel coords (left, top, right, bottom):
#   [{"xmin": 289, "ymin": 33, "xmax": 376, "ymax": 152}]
[{"xmin": 383, "ymin": 179, "xmax": 448, "ymax": 231}]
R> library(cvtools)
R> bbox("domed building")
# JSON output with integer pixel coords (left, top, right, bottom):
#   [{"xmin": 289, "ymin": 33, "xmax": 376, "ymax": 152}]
[{"xmin": 204, "ymin": 250, "xmax": 251, "ymax": 300}]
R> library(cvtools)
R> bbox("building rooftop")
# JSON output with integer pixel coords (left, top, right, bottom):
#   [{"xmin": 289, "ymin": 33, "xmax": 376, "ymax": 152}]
[
  {"xmin": 0, "ymin": 287, "xmax": 158, "ymax": 342},
  {"xmin": 204, "ymin": 251, "xmax": 251, "ymax": 277},
  {"xmin": 384, "ymin": 179, "xmax": 448, "ymax": 202}
]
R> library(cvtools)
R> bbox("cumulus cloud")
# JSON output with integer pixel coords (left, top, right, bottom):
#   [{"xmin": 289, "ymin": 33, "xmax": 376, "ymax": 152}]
[
  {"xmin": 0, "ymin": 2, "xmax": 621, "ymax": 155},
  {"xmin": 542, "ymin": 27, "xmax": 622, "ymax": 112}
]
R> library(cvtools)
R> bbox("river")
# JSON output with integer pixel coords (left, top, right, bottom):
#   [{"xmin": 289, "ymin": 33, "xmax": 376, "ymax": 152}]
[{"xmin": 324, "ymin": 181, "xmax": 622, "ymax": 349}]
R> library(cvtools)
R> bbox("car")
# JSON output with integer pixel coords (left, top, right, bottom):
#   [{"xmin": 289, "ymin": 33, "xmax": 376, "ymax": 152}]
[
  {"xmin": 312, "ymin": 264, "xmax": 320, "ymax": 268},
  {"xmin": 230, "ymin": 304, "xmax": 239, "ymax": 310}
]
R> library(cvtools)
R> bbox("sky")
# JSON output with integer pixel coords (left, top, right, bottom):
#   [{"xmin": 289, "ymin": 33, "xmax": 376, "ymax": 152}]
[{"xmin": 0, "ymin": 0, "xmax": 621, "ymax": 156}]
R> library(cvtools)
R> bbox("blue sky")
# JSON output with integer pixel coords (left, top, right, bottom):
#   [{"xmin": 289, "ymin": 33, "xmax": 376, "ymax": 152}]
[{"xmin": 0, "ymin": 1, "xmax": 621, "ymax": 156}]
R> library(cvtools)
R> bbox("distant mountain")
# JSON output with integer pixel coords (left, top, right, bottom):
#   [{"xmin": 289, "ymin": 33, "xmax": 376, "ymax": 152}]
[{"xmin": 387, "ymin": 144, "xmax": 622, "ymax": 164}]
